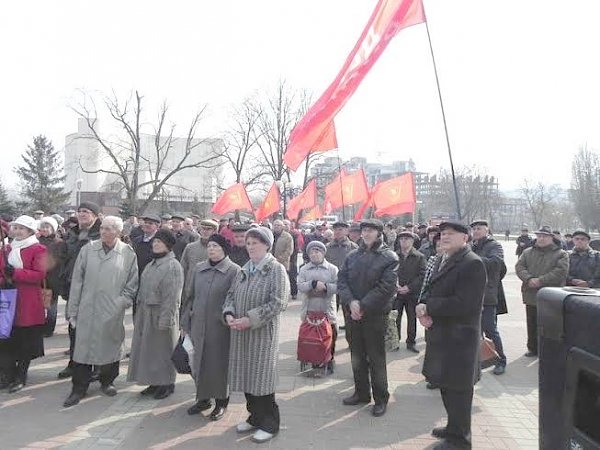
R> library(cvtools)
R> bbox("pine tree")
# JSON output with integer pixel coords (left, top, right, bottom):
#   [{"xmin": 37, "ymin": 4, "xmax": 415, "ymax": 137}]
[
  {"xmin": 14, "ymin": 135, "xmax": 70, "ymax": 212},
  {"xmin": 0, "ymin": 178, "xmax": 15, "ymax": 216}
]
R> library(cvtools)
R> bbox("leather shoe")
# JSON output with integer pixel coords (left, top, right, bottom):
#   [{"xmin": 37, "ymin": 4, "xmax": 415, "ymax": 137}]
[
  {"xmin": 8, "ymin": 381, "xmax": 25, "ymax": 393},
  {"xmin": 187, "ymin": 399, "xmax": 212, "ymax": 415},
  {"xmin": 406, "ymin": 343, "xmax": 420, "ymax": 354},
  {"xmin": 63, "ymin": 392, "xmax": 85, "ymax": 408},
  {"xmin": 432, "ymin": 426, "xmax": 448, "ymax": 439},
  {"xmin": 372, "ymin": 403, "xmax": 387, "ymax": 417},
  {"xmin": 101, "ymin": 384, "xmax": 118, "ymax": 397},
  {"xmin": 209, "ymin": 405, "xmax": 226, "ymax": 421},
  {"xmin": 342, "ymin": 393, "xmax": 371, "ymax": 405},
  {"xmin": 57, "ymin": 366, "xmax": 73, "ymax": 379},
  {"xmin": 525, "ymin": 351, "xmax": 538, "ymax": 358},
  {"xmin": 153, "ymin": 384, "xmax": 174, "ymax": 400},
  {"xmin": 426, "ymin": 382, "xmax": 440, "ymax": 390},
  {"xmin": 493, "ymin": 364, "xmax": 506, "ymax": 375},
  {"xmin": 140, "ymin": 385, "xmax": 158, "ymax": 396}
]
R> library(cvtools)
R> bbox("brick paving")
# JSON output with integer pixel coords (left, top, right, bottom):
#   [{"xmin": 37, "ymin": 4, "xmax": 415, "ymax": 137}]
[{"xmin": 2, "ymin": 240, "xmax": 539, "ymax": 449}]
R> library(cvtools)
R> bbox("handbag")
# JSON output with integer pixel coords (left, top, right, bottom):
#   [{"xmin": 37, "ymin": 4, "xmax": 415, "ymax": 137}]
[
  {"xmin": 171, "ymin": 336, "xmax": 192, "ymax": 374},
  {"xmin": 42, "ymin": 279, "xmax": 53, "ymax": 310},
  {"xmin": 480, "ymin": 335, "xmax": 500, "ymax": 369},
  {"xmin": 0, "ymin": 288, "xmax": 18, "ymax": 339},
  {"xmin": 297, "ymin": 311, "xmax": 333, "ymax": 365}
]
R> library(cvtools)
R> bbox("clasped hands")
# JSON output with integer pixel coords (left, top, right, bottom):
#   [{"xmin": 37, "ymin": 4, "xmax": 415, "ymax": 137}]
[
  {"xmin": 349, "ymin": 300, "xmax": 363, "ymax": 321},
  {"xmin": 225, "ymin": 314, "xmax": 251, "ymax": 331},
  {"xmin": 415, "ymin": 303, "xmax": 433, "ymax": 329}
]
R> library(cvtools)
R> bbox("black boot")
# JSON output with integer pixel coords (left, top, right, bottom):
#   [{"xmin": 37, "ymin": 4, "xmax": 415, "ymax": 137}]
[
  {"xmin": 153, "ymin": 384, "xmax": 174, "ymax": 400},
  {"xmin": 187, "ymin": 399, "xmax": 212, "ymax": 415},
  {"xmin": 8, "ymin": 360, "xmax": 30, "ymax": 393},
  {"xmin": 209, "ymin": 398, "xmax": 229, "ymax": 421}
]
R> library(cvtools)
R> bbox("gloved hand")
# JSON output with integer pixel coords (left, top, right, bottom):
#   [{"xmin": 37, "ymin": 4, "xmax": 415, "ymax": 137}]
[
  {"xmin": 4, "ymin": 264, "xmax": 15, "ymax": 276},
  {"xmin": 69, "ymin": 318, "xmax": 77, "ymax": 329}
]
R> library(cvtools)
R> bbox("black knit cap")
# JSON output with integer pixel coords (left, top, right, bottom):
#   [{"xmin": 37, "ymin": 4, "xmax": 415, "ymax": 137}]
[
  {"xmin": 78, "ymin": 201, "xmax": 100, "ymax": 216},
  {"xmin": 152, "ymin": 229, "xmax": 176, "ymax": 250},
  {"xmin": 208, "ymin": 234, "xmax": 231, "ymax": 255}
]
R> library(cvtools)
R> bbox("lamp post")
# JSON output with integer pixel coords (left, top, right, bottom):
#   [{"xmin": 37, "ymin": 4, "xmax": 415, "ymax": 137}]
[
  {"xmin": 76, "ymin": 179, "xmax": 83, "ymax": 207},
  {"xmin": 275, "ymin": 180, "xmax": 287, "ymax": 218}
]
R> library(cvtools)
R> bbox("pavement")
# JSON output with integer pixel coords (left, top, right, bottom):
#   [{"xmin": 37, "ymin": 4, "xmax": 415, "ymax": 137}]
[{"xmin": 2, "ymin": 240, "xmax": 539, "ymax": 449}]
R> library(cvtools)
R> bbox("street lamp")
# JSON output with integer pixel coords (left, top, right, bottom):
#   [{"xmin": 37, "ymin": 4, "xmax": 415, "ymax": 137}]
[
  {"xmin": 76, "ymin": 179, "xmax": 83, "ymax": 207},
  {"xmin": 275, "ymin": 180, "xmax": 287, "ymax": 218}
]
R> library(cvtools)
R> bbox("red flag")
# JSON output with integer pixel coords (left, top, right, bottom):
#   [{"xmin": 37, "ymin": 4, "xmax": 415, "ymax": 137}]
[
  {"xmin": 375, "ymin": 201, "xmax": 415, "ymax": 217},
  {"xmin": 211, "ymin": 183, "xmax": 253, "ymax": 215},
  {"xmin": 325, "ymin": 169, "xmax": 370, "ymax": 210},
  {"xmin": 354, "ymin": 191, "xmax": 374, "ymax": 221},
  {"xmin": 255, "ymin": 183, "xmax": 281, "ymax": 222},
  {"xmin": 283, "ymin": 0, "xmax": 426, "ymax": 170},
  {"xmin": 287, "ymin": 179, "xmax": 317, "ymax": 220},
  {"xmin": 301, "ymin": 205, "xmax": 323, "ymax": 222},
  {"xmin": 309, "ymin": 120, "xmax": 338, "ymax": 154},
  {"xmin": 371, "ymin": 172, "xmax": 415, "ymax": 211}
]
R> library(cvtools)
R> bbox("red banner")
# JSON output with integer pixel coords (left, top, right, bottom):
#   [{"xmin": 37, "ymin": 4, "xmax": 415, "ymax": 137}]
[
  {"xmin": 255, "ymin": 183, "xmax": 281, "ymax": 222},
  {"xmin": 324, "ymin": 169, "xmax": 370, "ymax": 210},
  {"xmin": 371, "ymin": 172, "xmax": 415, "ymax": 211},
  {"xmin": 309, "ymin": 120, "xmax": 338, "ymax": 154},
  {"xmin": 211, "ymin": 183, "xmax": 253, "ymax": 215},
  {"xmin": 301, "ymin": 205, "xmax": 323, "ymax": 222},
  {"xmin": 283, "ymin": 0, "xmax": 426, "ymax": 170},
  {"xmin": 287, "ymin": 179, "xmax": 317, "ymax": 220}
]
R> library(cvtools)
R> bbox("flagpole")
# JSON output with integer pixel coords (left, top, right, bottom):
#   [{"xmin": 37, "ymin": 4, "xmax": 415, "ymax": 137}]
[
  {"xmin": 424, "ymin": 16, "xmax": 462, "ymax": 220},
  {"xmin": 335, "ymin": 151, "xmax": 347, "ymax": 221}
]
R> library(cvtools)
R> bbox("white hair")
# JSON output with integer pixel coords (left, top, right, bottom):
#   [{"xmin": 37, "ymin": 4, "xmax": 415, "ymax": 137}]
[{"xmin": 101, "ymin": 215, "xmax": 124, "ymax": 233}]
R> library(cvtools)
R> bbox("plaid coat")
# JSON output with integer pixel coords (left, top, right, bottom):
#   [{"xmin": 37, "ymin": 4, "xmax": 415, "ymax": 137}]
[{"xmin": 223, "ymin": 253, "xmax": 290, "ymax": 396}]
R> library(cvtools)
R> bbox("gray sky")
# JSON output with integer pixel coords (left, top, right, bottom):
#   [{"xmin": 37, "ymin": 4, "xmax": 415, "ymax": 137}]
[{"xmin": 2, "ymin": 0, "xmax": 600, "ymax": 192}]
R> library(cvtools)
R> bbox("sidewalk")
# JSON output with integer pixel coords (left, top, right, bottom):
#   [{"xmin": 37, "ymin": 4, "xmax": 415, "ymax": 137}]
[{"xmin": 3, "ymin": 241, "xmax": 538, "ymax": 449}]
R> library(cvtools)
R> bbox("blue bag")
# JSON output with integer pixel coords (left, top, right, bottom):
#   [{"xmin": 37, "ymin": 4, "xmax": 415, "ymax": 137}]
[{"xmin": 0, "ymin": 288, "xmax": 17, "ymax": 339}]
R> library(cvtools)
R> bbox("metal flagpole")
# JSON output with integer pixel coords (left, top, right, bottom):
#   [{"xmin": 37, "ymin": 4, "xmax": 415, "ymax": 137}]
[
  {"xmin": 424, "ymin": 16, "xmax": 462, "ymax": 220},
  {"xmin": 335, "ymin": 150, "xmax": 347, "ymax": 221}
]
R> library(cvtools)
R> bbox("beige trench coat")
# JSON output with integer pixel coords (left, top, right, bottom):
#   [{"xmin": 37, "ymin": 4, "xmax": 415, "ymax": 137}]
[{"xmin": 68, "ymin": 240, "xmax": 139, "ymax": 365}]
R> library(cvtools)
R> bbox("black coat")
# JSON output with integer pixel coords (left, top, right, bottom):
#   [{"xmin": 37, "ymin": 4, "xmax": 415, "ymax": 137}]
[
  {"xmin": 394, "ymin": 247, "xmax": 426, "ymax": 307},
  {"xmin": 567, "ymin": 248, "xmax": 600, "ymax": 288},
  {"xmin": 132, "ymin": 235, "xmax": 154, "ymax": 278},
  {"xmin": 516, "ymin": 234, "xmax": 533, "ymax": 256},
  {"xmin": 471, "ymin": 236, "xmax": 505, "ymax": 306},
  {"xmin": 229, "ymin": 245, "xmax": 250, "ymax": 268},
  {"xmin": 172, "ymin": 229, "xmax": 199, "ymax": 261},
  {"xmin": 338, "ymin": 238, "xmax": 399, "ymax": 316},
  {"xmin": 421, "ymin": 246, "xmax": 487, "ymax": 390},
  {"xmin": 61, "ymin": 219, "xmax": 101, "ymax": 297}
]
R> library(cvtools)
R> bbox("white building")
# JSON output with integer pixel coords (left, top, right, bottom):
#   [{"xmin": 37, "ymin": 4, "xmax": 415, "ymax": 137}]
[{"xmin": 64, "ymin": 118, "xmax": 223, "ymax": 208}]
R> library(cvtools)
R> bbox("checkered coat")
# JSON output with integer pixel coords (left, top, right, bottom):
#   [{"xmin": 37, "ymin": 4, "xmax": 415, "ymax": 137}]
[{"xmin": 223, "ymin": 253, "xmax": 290, "ymax": 396}]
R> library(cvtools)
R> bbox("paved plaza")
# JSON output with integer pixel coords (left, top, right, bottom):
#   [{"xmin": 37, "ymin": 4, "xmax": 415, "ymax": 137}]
[{"xmin": 2, "ymin": 240, "xmax": 539, "ymax": 449}]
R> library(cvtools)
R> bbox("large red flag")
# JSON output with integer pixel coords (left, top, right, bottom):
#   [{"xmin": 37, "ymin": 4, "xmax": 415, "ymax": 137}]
[
  {"xmin": 301, "ymin": 205, "xmax": 323, "ymax": 222},
  {"xmin": 325, "ymin": 169, "xmax": 369, "ymax": 210},
  {"xmin": 309, "ymin": 120, "xmax": 338, "ymax": 154},
  {"xmin": 286, "ymin": 179, "xmax": 317, "ymax": 220},
  {"xmin": 255, "ymin": 183, "xmax": 281, "ymax": 222},
  {"xmin": 211, "ymin": 183, "xmax": 254, "ymax": 215},
  {"xmin": 354, "ymin": 191, "xmax": 374, "ymax": 221},
  {"xmin": 283, "ymin": 0, "xmax": 426, "ymax": 170},
  {"xmin": 375, "ymin": 201, "xmax": 415, "ymax": 217},
  {"xmin": 371, "ymin": 172, "xmax": 415, "ymax": 211}
]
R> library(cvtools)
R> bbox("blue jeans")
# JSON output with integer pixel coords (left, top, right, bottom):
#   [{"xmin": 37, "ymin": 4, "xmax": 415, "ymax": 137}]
[{"xmin": 481, "ymin": 305, "xmax": 506, "ymax": 366}]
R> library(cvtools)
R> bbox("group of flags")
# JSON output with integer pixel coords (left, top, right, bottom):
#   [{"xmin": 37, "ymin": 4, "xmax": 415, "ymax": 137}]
[
  {"xmin": 212, "ymin": 0, "xmax": 427, "ymax": 223},
  {"xmin": 211, "ymin": 171, "xmax": 415, "ymax": 223}
]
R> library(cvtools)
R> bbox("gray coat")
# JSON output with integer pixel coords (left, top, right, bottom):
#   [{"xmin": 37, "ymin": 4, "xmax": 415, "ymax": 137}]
[
  {"xmin": 297, "ymin": 259, "xmax": 338, "ymax": 324},
  {"xmin": 325, "ymin": 237, "xmax": 358, "ymax": 270},
  {"xmin": 181, "ymin": 257, "xmax": 240, "ymax": 400},
  {"xmin": 181, "ymin": 238, "xmax": 210, "ymax": 306},
  {"xmin": 127, "ymin": 252, "xmax": 183, "ymax": 385},
  {"xmin": 223, "ymin": 253, "xmax": 290, "ymax": 396},
  {"xmin": 68, "ymin": 240, "xmax": 139, "ymax": 365}
]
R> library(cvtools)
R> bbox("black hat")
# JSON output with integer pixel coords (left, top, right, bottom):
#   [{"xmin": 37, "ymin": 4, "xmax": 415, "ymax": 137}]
[
  {"xmin": 208, "ymin": 234, "xmax": 231, "ymax": 255},
  {"xmin": 153, "ymin": 229, "xmax": 176, "ymax": 250},
  {"xmin": 360, "ymin": 219, "xmax": 384, "ymax": 233},
  {"xmin": 534, "ymin": 225, "xmax": 553, "ymax": 236},
  {"xmin": 171, "ymin": 213, "xmax": 186, "ymax": 221},
  {"xmin": 232, "ymin": 223, "xmax": 251, "ymax": 233},
  {"xmin": 78, "ymin": 201, "xmax": 100, "ymax": 216},
  {"xmin": 417, "ymin": 223, "xmax": 428, "ymax": 229},
  {"xmin": 439, "ymin": 220, "xmax": 470, "ymax": 234},
  {"xmin": 397, "ymin": 231, "xmax": 417, "ymax": 239},
  {"xmin": 572, "ymin": 229, "xmax": 591, "ymax": 240},
  {"xmin": 427, "ymin": 226, "xmax": 440, "ymax": 234},
  {"xmin": 141, "ymin": 214, "xmax": 161, "ymax": 224},
  {"xmin": 470, "ymin": 219, "xmax": 488, "ymax": 228},
  {"xmin": 349, "ymin": 223, "xmax": 361, "ymax": 232},
  {"xmin": 332, "ymin": 221, "xmax": 349, "ymax": 229}
]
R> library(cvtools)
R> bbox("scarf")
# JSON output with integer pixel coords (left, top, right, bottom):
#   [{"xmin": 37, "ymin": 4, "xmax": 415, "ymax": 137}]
[{"xmin": 8, "ymin": 234, "xmax": 39, "ymax": 269}]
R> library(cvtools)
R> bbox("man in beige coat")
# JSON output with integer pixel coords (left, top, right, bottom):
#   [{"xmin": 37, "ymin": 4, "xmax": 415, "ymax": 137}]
[
  {"xmin": 64, "ymin": 216, "xmax": 139, "ymax": 407},
  {"xmin": 271, "ymin": 220, "xmax": 293, "ymax": 270}
]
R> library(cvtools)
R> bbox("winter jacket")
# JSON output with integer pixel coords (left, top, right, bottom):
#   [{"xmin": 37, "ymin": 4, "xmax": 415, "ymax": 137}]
[
  {"xmin": 471, "ymin": 236, "xmax": 505, "ymax": 306},
  {"xmin": 325, "ymin": 237, "xmax": 358, "ymax": 270},
  {"xmin": 297, "ymin": 259, "xmax": 338, "ymax": 324},
  {"xmin": 394, "ymin": 247, "xmax": 426, "ymax": 306},
  {"xmin": 172, "ymin": 229, "xmax": 199, "ymax": 261},
  {"xmin": 567, "ymin": 247, "xmax": 600, "ymax": 288},
  {"xmin": 272, "ymin": 230, "xmax": 294, "ymax": 270},
  {"xmin": 62, "ymin": 219, "xmax": 101, "ymax": 297}
]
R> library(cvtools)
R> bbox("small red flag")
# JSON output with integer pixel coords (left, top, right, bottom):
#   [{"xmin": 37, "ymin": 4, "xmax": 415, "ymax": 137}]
[
  {"xmin": 371, "ymin": 172, "xmax": 415, "ymax": 212},
  {"xmin": 287, "ymin": 179, "xmax": 317, "ymax": 220},
  {"xmin": 283, "ymin": 0, "xmax": 426, "ymax": 170},
  {"xmin": 255, "ymin": 183, "xmax": 281, "ymax": 222},
  {"xmin": 211, "ymin": 183, "xmax": 253, "ymax": 215},
  {"xmin": 325, "ymin": 169, "xmax": 370, "ymax": 210},
  {"xmin": 301, "ymin": 205, "xmax": 323, "ymax": 222}
]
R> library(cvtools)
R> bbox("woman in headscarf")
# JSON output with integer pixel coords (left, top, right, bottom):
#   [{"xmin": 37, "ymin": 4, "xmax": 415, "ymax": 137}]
[
  {"xmin": 128, "ymin": 229, "xmax": 183, "ymax": 400},
  {"xmin": 181, "ymin": 234, "xmax": 240, "ymax": 421},
  {"xmin": 223, "ymin": 226, "xmax": 289, "ymax": 444},
  {"xmin": 0, "ymin": 215, "xmax": 47, "ymax": 393},
  {"xmin": 37, "ymin": 216, "xmax": 67, "ymax": 337}
]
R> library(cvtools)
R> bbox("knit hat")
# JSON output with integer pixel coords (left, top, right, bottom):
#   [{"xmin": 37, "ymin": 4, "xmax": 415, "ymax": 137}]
[
  {"xmin": 572, "ymin": 229, "xmax": 591, "ymax": 240},
  {"xmin": 245, "ymin": 226, "xmax": 274, "ymax": 250},
  {"xmin": 152, "ymin": 229, "xmax": 176, "ymax": 250},
  {"xmin": 51, "ymin": 213, "xmax": 65, "ymax": 225},
  {"xmin": 11, "ymin": 215, "xmax": 38, "ymax": 232},
  {"xmin": 306, "ymin": 240, "xmax": 327, "ymax": 255},
  {"xmin": 78, "ymin": 201, "xmax": 100, "ymax": 216},
  {"xmin": 208, "ymin": 234, "xmax": 231, "ymax": 255},
  {"xmin": 39, "ymin": 216, "xmax": 59, "ymax": 234}
]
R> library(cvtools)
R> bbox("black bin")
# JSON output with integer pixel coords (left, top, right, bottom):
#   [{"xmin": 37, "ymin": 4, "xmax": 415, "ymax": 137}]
[{"xmin": 538, "ymin": 287, "xmax": 600, "ymax": 449}]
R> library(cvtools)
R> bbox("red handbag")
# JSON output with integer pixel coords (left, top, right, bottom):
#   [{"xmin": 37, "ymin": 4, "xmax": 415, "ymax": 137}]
[{"xmin": 297, "ymin": 311, "xmax": 333, "ymax": 365}]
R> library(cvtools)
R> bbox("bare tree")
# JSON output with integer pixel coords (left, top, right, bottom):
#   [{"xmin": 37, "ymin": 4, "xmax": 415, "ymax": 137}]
[
  {"xmin": 520, "ymin": 179, "xmax": 561, "ymax": 228},
  {"xmin": 571, "ymin": 145, "xmax": 600, "ymax": 231},
  {"xmin": 70, "ymin": 90, "xmax": 223, "ymax": 215}
]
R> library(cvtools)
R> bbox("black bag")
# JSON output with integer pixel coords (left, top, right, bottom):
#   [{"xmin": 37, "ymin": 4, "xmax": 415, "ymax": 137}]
[
  {"xmin": 496, "ymin": 281, "xmax": 508, "ymax": 315},
  {"xmin": 171, "ymin": 337, "xmax": 191, "ymax": 374}
]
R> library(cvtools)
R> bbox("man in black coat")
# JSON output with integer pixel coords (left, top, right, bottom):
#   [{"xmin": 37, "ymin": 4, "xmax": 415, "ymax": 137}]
[
  {"xmin": 229, "ymin": 224, "xmax": 250, "ymax": 267},
  {"xmin": 394, "ymin": 231, "xmax": 426, "ymax": 353},
  {"xmin": 567, "ymin": 229, "xmax": 600, "ymax": 288},
  {"xmin": 338, "ymin": 219, "xmax": 399, "ymax": 418},
  {"xmin": 131, "ymin": 214, "xmax": 161, "ymax": 279},
  {"xmin": 515, "ymin": 227, "xmax": 533, "ymax": 256},
  {"xmin": 470, "ymin": 220, "xmax": 507, "ymax": 375},
  {"xmin": 417, "ymin": 221, "xmax": 486, "ymax": 449},
  {"xmin": 170, "ymin": 213, "xmax": 199, "ymax": 261}
]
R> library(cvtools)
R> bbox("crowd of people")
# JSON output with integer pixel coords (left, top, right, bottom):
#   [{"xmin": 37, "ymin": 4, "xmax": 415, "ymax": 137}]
[{"xmin": 1, "ymin": 202, "xmax": 599, "ymax": 448}]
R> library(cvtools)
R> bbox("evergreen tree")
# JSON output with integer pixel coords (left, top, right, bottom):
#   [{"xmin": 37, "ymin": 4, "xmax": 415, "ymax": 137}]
[
  {"xmin": 0, "ymin": 178, "xmax": 15, "ymax": 216},
  {"xmin": 14, "ymin": 135, "xmax": 70, "ymax": 212}
]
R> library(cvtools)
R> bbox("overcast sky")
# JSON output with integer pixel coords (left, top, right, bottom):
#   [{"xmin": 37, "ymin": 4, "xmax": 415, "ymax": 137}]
[{"xmin": 2, "ymin": 0, "xmax": 600, "ymax": 193}]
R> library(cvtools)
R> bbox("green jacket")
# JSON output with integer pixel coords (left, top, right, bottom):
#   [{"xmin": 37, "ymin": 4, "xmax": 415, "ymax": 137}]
[{"xmin": 515, "ymin": 243, "xmax": 569, "ymax": 305}]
